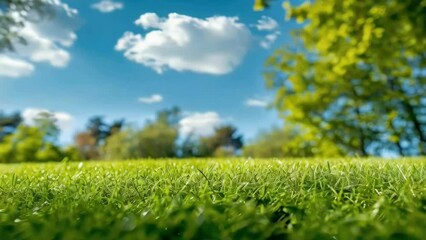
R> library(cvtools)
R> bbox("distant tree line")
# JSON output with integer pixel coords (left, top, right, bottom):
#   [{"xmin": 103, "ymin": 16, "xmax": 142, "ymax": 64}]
[
  {"xmin": 0, "ymin": 107, "xmax": 248, "ymax": 163},
  {"xmin": 1, "ymin": 99, "xmax": 425, "ymax": 163},
  {"xmin": 0, "ymin": 111, "xmax": 78, "ymax": 163}
]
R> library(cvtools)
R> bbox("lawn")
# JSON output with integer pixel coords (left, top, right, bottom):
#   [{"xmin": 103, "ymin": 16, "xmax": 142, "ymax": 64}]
[{"xmin": 0, "ymin": 158, "xmax": 425, "ymax": 240}]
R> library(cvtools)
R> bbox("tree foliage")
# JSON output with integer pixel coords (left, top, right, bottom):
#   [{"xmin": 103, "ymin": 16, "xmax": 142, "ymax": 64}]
[
  {"xmin": 134, "ymin": 122, "xmax": 179, "ymax": 158},
  {"xmin": 75, "ymin": 116, "xmax": 125, "ymax": 160},
  {"xmin": 74, "ymin": 131, "xmax": 98, "ymax": 160},
  {"xmin": 197, "ymin": 125, "xmax": 244, "ymax": 157},
  {"xmin": 263, "ymin": 0, "xmax": 426, "ymax": 156},
  {"xmin": 0, "ymin": 125, "xmax": 77, "ymax": 163},
  {"xmin": 102, "ymin": 108, "xmax": 180, "ymax": 160},
  {"xmin": 33, "ymin": 111, "xmax": 60, "ymax": 143},
  {"xmin": 0, "ymin": 111, "xmax": 80, "ymax": 163},
  {"xmin": 86, "ymin": 116, "xmax": 124, "ymax": 145},
  {"xmin": 244, "ymin": 127, "xmax": 309, "ymax": 158},
  {"xmin": 0, "ymin": 111, "xmax": 22, "ymax": 141},
  {"xmin": 103, "ymin": 110, "xmax": 244, "ymax": 159},
  {"xmin": 243, "ymin": 126, "xmax": 341, "ymax": 158},
  {"xmin": 180, "ymin": 133, "xmax": 202, "ymax": 158},
  {"xmin": 253, "ymin": 0, "xmax": 273, "ymax": 11}
]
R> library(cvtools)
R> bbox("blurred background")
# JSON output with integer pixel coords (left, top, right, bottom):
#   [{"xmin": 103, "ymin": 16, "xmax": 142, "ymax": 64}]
[{"xmin": 0, "ymin": 0, "xmax": 425, "ymax": 162}]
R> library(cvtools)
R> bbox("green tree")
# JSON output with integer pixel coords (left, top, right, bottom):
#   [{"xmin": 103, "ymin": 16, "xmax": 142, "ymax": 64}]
[
  {"xmin": 62, "ymin": 145, "xmax": 82, "ymax": 162},
  {"xmin": 86, "ymin": 117, "xmax": 124, "ymax": 144},
  {"xmin": 0, "ymin": 124, "xmax": 73, "ymax": 163},
  {"xmin": 102, "ymin": 108, "xmax": 181, "ymax": 160},
  {"xmin": 33, "ymin": 111, "xmax": 60, "ymax": 143},
  {"xmin": 102, "ymin": 128, "xmax": 137, "ymax": 160},
  {"xmin": 0, "ymin": 125, "xmax": 42, "ymax": 163},
  {"xmin": 133, "ymin": 121, "xmax": 179, "ymax": 158},
  {"xmin": 180, "ymin": 133, "xmax": 201, "ymax": 158},
  {"xmin": 261, "ymin": 0, "xmax": 426, "ymax": 156},
  {"xmin": 253, "ymin": 0, "xmax": 273, "ymax": 11},
  {"xmin": 75, "ymin": 117, "xmax": 125, "ymax": 160},
  {"xmin": 243, "ymin": 126, "xmax": 340, "ymax": 158},
  {"xmin": 0, "ymin": 111, "xmax": 79, "ymax": 163},
  {"xmin": 198, "ymin": 125, "xmax": 243, "ymax": 157},
  {"xmin": 156, "ymin": 106, "xmax": 181, "ymax": 126}
]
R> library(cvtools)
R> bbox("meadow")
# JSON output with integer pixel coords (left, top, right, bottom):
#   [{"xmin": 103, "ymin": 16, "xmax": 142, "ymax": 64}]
[{"xmin": 0, "ymin": 158, "xmax": 425, "ymax": 240}]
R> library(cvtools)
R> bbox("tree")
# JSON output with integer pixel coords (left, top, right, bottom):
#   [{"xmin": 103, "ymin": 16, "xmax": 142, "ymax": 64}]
[
  {"xmin": 102, "ymin": 107, "xmax": 181, "ymax": 160},
  {"xmin": 198, "ymin": 125, "xmax": 243, "ymax": 157},
  {"xmin": 33, "ymin": 111, "xmax": 60, "ymax": 143},
  {"xmin": 261, "ymin": 0, "xmax": 426, "ymax": 156},
  {"xmin": 131, "ymin": 106, "xmax": 181, "ymax": 158},
  {"xmin": 86, "ymin": 116, "xmax": 108, "ymax": 145},
  {"xmin": 75, "ymin": 116, "xmax": 125, "ymax": 160},
  {"xmin": 74, "ymin": 132, "xmax": 99, "ymax": 160},
  {"xmin": 0, "ymin": 111, "xmax": 79, "ymax": 163},
  {"xmin": 243, "ymin": 127, "xmax": 340, "ymax": 158},
  {"xmin": 0, "ymin": 124, "xmax": 75, "ymax": 163},
  {"xmin": 0, "ymin": 125, "xmax": 41, "ymax": 163},
  {"xmin": 103, "ymin": 124, "xmax": 180, "ymax": 160},
  {"xmin": 85, "ymin": 116, "xmax": 125, "ymax": 145},
  {"xmin": 102, "ymin": 129, "xmax": 137, "ymax": 160},
  {"xmin": 253, "ymin": 0, "xmax": 275, "ymax": 10},
  {"xmin": 133, "ymin": 121, "xmax": 179, "ymax": 158},
  {"xmin": 108, "ymin": 119, "xmax": 125, "ymax": 137},
  {"xmin": 156, "ymin": 106, "xmax": 181, "ymax": 126},
  {"xmin": 0, "ymin": 111, "xmax": 22, "ymax": 141},
  {"xmin": 0, "ymin": 0, "xmax": 54, "ymax": 52},
  {"xmin": 180, "ymin": 133, "xmax": 201, "ymax": 158}
]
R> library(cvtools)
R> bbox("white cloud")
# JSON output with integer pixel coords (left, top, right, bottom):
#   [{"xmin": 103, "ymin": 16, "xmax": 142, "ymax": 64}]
[
  {"xmin": 245, "ymin": 98, "xmax": 269, "ymax": 108},
  {"xmin": 91, "ymin": 0, "xmax": 124, "ymax": 13},
  {"xmin": 253, "ymin": 16, "xmax": 280, "ymax": 49},
  {"xmin": 254, "ymin": 16, "xmax": 279, "ymax": 31},
  {"xmin": 15, "ymin": 25, "xmax": 71, "ymax": 67},
  {"xmin": 22, "ymin": 108, "xmax": 75, "ymax": 142},
  {"xmin": 22, "ymin": 108, "xmax": 74, "ymax": 129},
  {"xmin": 138, "ymin": 94, "xmax": 163, "ymax": 104},
  {"xmin": 179, "ymin": 112, "xmax": 224, "ymax": 137},
  {"xmin": 116, "ymin": 13, "xmax": 251, "ymax": 75},
  {"xmin": 260, "ymin": 31, "xmax": 281, "ymax": 49},
  {"xmin": 0, "ymin": 56, "xmax": 34, "ymax": 78},
  {"xmin": 0, "ymin": 1, "xmax": 79, "ymax": 78}
]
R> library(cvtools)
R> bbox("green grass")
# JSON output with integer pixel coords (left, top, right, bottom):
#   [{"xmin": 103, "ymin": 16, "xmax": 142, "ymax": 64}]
[{"xmin": 0, "ymin": 158, "xmax": 425, "ymax": 240}]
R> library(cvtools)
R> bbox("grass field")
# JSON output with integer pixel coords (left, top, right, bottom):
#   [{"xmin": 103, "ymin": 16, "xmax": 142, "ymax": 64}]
[{"xmin": 0, "ymin": 158, "xmax": 425, "ymax": 240}]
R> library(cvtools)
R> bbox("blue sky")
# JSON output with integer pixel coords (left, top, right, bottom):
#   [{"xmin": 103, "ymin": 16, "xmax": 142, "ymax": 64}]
[{"xmin": 0, "ymin": 0, "xmax": 299, "ymax": 144}]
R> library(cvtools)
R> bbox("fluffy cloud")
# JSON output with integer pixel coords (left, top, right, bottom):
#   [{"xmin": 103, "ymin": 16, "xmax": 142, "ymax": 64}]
[
  {"xmin": 254, "ymin": 16, "xmax": 280, "ymax": 49},
  {"xmin": 260, "ymin": 31, "xmax": 281, "ymax": 49},
  {"xmin": 254, "ymin": 16, "xmax": 279, "ymax": 31},
  {"xmin": 0, "ymin": 56, "xmax": 34, "ymax": 78},
  {"xmin": 0, "ymin": 1, "xmax": 79, "ymax": 78},
  {"xmin": 22, "ymin": 108, "xmax": 75, "ymax": 140},
  {"xmin": 138, "ymin": 94, "xmax": 163, "ymax": 104},
  {"xmin": 91, "ymin": 0, "xmax": 124, "ymax": 13},
  {"xmin": 179, "ymin": 112, "xmax": 224, "ymax": 137},
  {"xmin": 245, "ymin": 98, "xmax": 269, "ymax": 108},
  {"xmin": 116, "ymin": 13, "xmax": 251, "ymax": 75}
]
